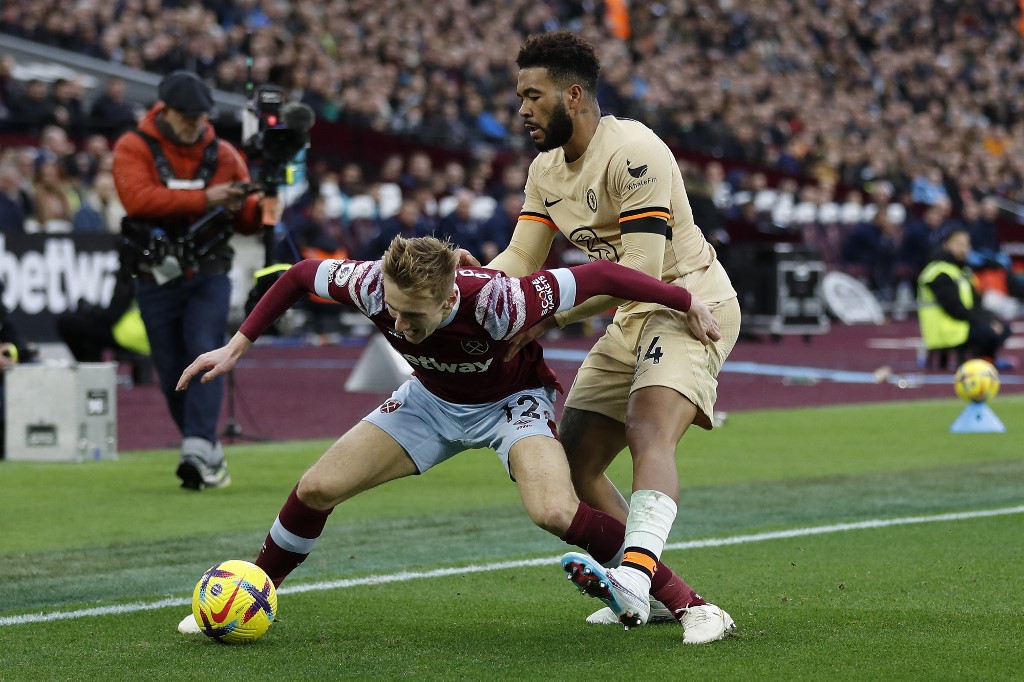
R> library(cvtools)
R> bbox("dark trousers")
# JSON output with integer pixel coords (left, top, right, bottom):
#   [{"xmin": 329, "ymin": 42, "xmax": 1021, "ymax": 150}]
[
  {"xmin": 56, "ymin": 311, "xmax": 118, "ymax": 362},
  {"xmin": 135, "ymin": 273, "xmax": 231, "ymax": 444},
  {"xmin": 968, "ymin": 310, "xmax": 1012, "ymax": 359}
]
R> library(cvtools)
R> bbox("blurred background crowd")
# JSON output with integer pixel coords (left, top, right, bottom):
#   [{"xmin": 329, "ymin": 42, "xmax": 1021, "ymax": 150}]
[{"xmin": 0, "ymin": 0, "xmax": 1022, "ymax": 316}]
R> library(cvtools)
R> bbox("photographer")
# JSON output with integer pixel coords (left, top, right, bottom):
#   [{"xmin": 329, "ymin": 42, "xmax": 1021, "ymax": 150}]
[{"xmin": 113, "ymin": 71, "xmax": 264, "ymax": 491}]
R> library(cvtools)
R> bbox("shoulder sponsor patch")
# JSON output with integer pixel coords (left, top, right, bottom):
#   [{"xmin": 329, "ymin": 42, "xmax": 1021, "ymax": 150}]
[
  {"xmin": 334, "ymin": 262, "xmax": 355, "ymax": 287},
  {"xmin": 626, "ymin": 159, "xmax": 648, "ymax": 178},
  {"xmin": 530, "ymin": 274, "xmax": 555, "ymax": 314}
]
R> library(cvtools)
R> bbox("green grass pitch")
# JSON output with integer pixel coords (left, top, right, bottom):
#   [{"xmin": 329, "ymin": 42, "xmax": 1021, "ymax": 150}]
[{"xmin": 1, "ymin": 396, "xmax": 1022, "ymax": 680}]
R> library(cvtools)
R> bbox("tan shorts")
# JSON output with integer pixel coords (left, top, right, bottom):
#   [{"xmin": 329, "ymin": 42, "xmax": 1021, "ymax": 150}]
[{"xmin": 564, "ymin": 296, "xmax": 741, "ymax": 430}]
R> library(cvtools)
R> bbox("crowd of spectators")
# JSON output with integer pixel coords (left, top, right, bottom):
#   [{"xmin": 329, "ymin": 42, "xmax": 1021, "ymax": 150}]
[
  {"xmin": 3, "ymin": 0, "xmax": 1024, "ymax": 209},
  {"xmin": 0, "ymin": 123, "xmax": 125, "ymax": 234},
  {"xmin": 0, "ymin": 0, "xmax": 1022, "ymax": 313}
]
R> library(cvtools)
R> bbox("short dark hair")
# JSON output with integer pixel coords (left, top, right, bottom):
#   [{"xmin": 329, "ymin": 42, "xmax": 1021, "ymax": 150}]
[{"xmin": 516, "ymin": 30, "xmax": 600, "ymax": 95}]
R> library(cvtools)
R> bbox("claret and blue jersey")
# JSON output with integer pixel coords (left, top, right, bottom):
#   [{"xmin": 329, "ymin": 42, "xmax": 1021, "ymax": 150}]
[
  {"xmin": 239, "ymin": 256, "xmax": 692, "ymax": 406},
  {"xmin": 274, "ymin": 259, "xmax": 579, "ymax": 404}
]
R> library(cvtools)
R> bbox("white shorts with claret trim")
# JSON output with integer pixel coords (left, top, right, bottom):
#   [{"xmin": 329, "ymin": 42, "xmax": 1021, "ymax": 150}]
[{"xmin": 362, "ymin": 378, "xmax": 558, "ymax": 477}]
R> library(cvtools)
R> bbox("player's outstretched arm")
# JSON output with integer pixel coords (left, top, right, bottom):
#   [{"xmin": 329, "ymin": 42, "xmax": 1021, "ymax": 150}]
[
  {"xmin": 569, "ymin": 259, "xmax": 720, "ymax": 343},
  {"xmin": 178, "ymin": 260, "xmax": 331, "ymax": 389},
  {"xmin": 505, "ymin": 260, "xmax": 720, "ymax": 361},
  {"xmin": 177, "ymin": 332, "xmax": 253, "ymax": 390}
]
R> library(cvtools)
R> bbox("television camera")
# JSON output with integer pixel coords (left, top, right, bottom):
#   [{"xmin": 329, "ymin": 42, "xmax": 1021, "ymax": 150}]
[
  {"xmin": 240, "ymin": 84, "xmax": 316, "ymax": 323},
  {"xmin": 242, "ymin": 84, "xmax": 315, "ymax": 201}
]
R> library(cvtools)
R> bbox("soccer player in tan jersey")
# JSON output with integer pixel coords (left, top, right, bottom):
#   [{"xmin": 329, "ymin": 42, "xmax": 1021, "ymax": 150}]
[{"xmin": 487, "ymin": 30, "xmax": 741, "ymax": 644}]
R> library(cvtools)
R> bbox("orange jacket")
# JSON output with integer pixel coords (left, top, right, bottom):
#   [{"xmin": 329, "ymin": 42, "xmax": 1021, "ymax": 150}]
[{"xmin": 112, "ymin": 102, "xmax": 262, "ymax": 235}]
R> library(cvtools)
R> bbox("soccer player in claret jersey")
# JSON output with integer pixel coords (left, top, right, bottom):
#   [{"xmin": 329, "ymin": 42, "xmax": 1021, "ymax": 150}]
[
  {"xmin": 485, "ymin": 30, "xmax": 741, "ymax": 643},
  {"xmin": 174, "ymin": 235, "xmax": 723, "ymax": 635}
]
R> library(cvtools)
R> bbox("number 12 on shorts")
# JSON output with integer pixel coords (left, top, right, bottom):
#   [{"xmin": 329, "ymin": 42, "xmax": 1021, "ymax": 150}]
[{"xmin": 502, "ymin": 394, "xmax": 542, "ymax": 423}]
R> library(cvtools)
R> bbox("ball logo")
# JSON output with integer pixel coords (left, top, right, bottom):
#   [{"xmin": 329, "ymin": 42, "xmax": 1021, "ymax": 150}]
[
  {"xmin": 210, "ymin": 581, "xmax": 243, "ymax": 621},
  {"xmin": 462, "ymin": 340, "xmax": 489, "ymax": 355},
  {"xmin": 379, "ymin": 399, "xmax": 402, "ymax": 413}
]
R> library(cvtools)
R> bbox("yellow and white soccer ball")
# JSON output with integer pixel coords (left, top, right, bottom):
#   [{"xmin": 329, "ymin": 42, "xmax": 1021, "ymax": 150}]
[
  {"xmin": 954, "ymin": 359, "xmax": 1000, "ymax": 403},
  {"xmin": 192, "ymin": 560, "xmax": 277, "ymax": 644}
]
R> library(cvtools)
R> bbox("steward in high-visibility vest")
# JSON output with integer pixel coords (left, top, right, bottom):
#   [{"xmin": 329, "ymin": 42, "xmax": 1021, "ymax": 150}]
[
  {"xmin": 917, "ymin": 227, "xmax": 1011, "ymax": 361},
  {"xmin": 917, "ymin": 258, "xmax": 973, "ymax": 350}
]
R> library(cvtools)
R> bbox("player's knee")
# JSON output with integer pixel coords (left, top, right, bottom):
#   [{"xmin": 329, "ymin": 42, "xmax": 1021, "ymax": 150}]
[
  {"xmin": 525, "ymin": 496, "xmax": 578, "ymax": 536},
  {"xmin": 296, "ymin": 474, "xmax": 336, "ymax": 511}
]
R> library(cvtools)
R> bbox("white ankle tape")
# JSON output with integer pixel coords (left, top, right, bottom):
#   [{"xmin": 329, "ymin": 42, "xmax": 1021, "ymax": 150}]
[{"xmin": 623, "ymin": 489, "xmax": 678, "ymax": 559}]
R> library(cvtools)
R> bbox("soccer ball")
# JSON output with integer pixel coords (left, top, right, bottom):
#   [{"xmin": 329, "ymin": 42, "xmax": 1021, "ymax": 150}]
[
  {"xmin": 954, "ymin": 359, "xmax": 1000, "ymax": 403},
  {"xmin": 192, "ymin": 560, "xmax": 277, "ymax": 644}
]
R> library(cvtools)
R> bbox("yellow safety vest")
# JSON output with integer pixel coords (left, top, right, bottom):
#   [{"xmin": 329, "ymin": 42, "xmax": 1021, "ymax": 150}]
[
  {"xmin": 917, "ymin": 260, "xmax": 973, "ymax": 350},
  {"xmin": 111, "ymin": 302, "xmax": 151, "ymax": 356}
]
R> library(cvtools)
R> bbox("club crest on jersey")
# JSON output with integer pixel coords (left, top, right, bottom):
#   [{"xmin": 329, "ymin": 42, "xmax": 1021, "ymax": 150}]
[
  {"xmin": 569, "ymin": 227, "xmax": 618, "ymax": 262},
  {"xmin": 586, "ymin": 188, "xmax": 598, "ymax": 212},
  {"xmin": 379, "ymin": 399, "xmax": 402, "ymax": 413},
  {"xmin": 462, "ymin": 340, "xmax": 489, "ymax": 355}
]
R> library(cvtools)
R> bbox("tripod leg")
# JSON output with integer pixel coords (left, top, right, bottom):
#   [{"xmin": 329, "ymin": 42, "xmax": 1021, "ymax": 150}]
[
  {"xmin": 220, "ymin": 368, "xmax": 270, "ymax": 442},
  {"xmin": 222, "ymin": 370, "xmax": 243, "ymax": 439}
]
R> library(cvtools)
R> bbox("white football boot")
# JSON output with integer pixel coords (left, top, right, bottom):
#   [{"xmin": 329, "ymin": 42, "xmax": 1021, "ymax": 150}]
[
  {"xmin": 177, "ymin": 613, "xmax": 201, "ymax": 634},
  {"xmin": 678, "ymin": 603, "xmax": 736, "ymax": 644},
  {"xmin": 561, "ymin": 552, "xmax": 651, "ymax": 628},
  {"xmin": 586, "ymin": 598, "xmax": 677, "ymax": 625}
]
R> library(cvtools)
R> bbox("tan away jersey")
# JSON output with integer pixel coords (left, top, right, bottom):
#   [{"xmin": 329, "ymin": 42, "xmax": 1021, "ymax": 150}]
[{"xmin": 521, "ymin": 116, "xmax": 736, "ymax": 314}]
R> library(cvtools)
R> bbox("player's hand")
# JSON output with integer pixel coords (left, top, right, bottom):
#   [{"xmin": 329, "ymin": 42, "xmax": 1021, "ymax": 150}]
[
  {"xmin": 177, "ymin": 346, "xmax": 238, "ymax": 390},
  {"xmin": 258, "ymin": 194, "xmax": 282, "ymax": 224},
  {"xmin": 456, "ymin": 249, "xmax": 481, "ymax": 267},
  {"xmin": 205, "ymin": 183, "xmax": 248, "ymax": 212},
  {"xmin": 685, "ymin": 294, "xmax": 721, "ymax": 345},
  {"xmin": 504, "ymin": 316, "xmax": 558, "ymax": 361}
]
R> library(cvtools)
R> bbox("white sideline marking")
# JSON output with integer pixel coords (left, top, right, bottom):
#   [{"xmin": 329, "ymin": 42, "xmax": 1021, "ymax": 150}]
[{"xmin": 3, "ymin": 504, "xmax": 1023, "ymax": 628}]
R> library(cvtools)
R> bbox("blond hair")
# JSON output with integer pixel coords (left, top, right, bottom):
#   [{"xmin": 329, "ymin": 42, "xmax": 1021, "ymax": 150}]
[{"xmin": 381, "ymin": 235, "xmax": 459, "ymax": 303}]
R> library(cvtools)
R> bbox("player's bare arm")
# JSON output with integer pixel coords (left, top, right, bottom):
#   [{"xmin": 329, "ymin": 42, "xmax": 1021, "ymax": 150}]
[{"xmin": 177, "ymin": 332, "xmax": 253, "ymax": 390}]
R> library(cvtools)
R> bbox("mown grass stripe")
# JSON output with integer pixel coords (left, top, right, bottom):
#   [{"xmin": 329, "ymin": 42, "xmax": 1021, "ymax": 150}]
[{"xmin": 3, "ymin": 504, "xmax": 1021, "ymax": 629}]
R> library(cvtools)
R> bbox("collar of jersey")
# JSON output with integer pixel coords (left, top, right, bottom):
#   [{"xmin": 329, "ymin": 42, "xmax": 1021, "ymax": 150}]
[{"xmin": 437, "ymin": 284, "xmax": 462, "ymax": 330}]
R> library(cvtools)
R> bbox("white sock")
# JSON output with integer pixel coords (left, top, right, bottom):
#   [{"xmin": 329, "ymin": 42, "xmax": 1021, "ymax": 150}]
[{"xmin": 622, "ymin": 489, "xmax": 677, "ymax": 574}]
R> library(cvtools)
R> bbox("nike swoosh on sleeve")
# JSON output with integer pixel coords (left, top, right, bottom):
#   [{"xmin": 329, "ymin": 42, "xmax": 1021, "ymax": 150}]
[{"xmin": 543, "ymin": 198, "xmax": 563, "ymax": 207}]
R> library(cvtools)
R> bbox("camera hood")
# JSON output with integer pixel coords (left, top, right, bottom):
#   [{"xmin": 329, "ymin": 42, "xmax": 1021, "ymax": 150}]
[{"xmin": 261, "ymin": 127, "xmax": 306, "ymax": 162}]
